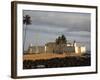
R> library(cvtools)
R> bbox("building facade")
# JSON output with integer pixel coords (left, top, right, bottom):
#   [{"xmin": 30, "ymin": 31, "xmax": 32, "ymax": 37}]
[{"xmin": 27, "ymin": 41, "xmax": 86, "ymax": 54}]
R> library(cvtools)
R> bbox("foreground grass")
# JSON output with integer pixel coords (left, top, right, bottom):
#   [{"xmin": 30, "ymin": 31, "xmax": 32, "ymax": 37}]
[
  {"xmin": 23, "ymin": 53, "xmax": 90, "ymax": 69},
  {"xmin": 23, "ymin": 53, "xmax": 82, "ymax": 61}
]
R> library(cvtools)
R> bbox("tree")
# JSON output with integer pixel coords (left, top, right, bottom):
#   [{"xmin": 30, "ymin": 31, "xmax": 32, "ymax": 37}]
[
  {"xmin": 23, "ymin": 15, "xmax": 32, "ymax": 51},
  {"xmin": 61, "ymin": 35, "xmax": 66, "ymax": 44},
  {"xmin": 56, "ymin": 36, "xmax": 60, "ymax": 44},
  {"xmin": 23, "ymin": 15, "xmax": 31, "ymax": 25},
  {"xmin": 56, "ymin": 34, "xmax": 67, "ymax": 45}
]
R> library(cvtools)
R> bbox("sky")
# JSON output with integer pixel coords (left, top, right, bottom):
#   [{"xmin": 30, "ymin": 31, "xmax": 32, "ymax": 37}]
[{"xmin": 23, "ymin": 10, "xmax": 91, "ymax": 51}]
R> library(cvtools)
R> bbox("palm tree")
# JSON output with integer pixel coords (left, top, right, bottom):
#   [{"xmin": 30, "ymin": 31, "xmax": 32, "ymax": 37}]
[{"xmin": 23, "ymin": 15, "xmax": 31, "ymax": 52}]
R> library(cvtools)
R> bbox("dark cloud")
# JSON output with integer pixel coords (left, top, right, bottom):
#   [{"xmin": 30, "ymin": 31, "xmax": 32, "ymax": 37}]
[
  {"xmin": 23, "ymin": 10, "xmax": 91, "ymax": 51},
  {"xmin": 23, "ymin": 10, "xmax": 91, "ymax": 32}
]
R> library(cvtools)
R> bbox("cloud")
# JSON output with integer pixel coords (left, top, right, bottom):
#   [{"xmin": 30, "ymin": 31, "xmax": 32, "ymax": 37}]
[
  {"xmin": 23, "ymin": 10, "xmax": 91, "ymax": 32},
  {"xmin": 23, "ymin": 10, "xmax": 91, "ymax": 51}
]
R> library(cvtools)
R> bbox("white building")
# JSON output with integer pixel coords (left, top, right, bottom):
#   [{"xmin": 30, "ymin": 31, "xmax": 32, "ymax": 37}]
[
  {"xmin": 74, "ymin": 42, "xmax": 86, "ymax": 54},
  {"xmin": 27, "ymin": 41, "xmax": 86, "ymax": 54}
]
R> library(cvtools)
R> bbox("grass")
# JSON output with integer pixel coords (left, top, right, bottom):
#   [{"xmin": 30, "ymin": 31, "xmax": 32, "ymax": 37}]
[
  {"xmin": 23, "ymin": 53, "xmax": 91, "ymax": 69},
  {"xmin": 23, "ymin": 53, "xmax": 82, "ymax": 61}
]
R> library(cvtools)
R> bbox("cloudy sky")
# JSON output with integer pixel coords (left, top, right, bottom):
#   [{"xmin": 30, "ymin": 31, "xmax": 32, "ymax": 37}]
[{"xmin": 23, "ymin": 10, "xmax": 91, "ymax": 51}]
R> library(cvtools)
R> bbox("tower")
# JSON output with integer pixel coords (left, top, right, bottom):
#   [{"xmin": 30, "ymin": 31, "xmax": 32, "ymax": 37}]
[
  {"xmin": 73, "ymin": 40, "xmax": 77, "ymax": 47},
  {"xmin": 45, "ymin": 45, "xmax": 47, "ymax": 53}
]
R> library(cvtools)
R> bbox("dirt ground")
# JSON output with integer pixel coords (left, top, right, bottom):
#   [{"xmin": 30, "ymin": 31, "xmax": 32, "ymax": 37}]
[{"xmin": 23, "ymin": 53, "xmax": 82, "ymax": 61}]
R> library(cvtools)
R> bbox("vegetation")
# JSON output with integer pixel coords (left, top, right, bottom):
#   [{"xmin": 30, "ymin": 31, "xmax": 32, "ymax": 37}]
[
  {"xmin": 23, "ymin": 15, "xmax": 31, "ymax": 25},
  {"xmin": 56, "ymin": 34, "xmax": 67, "ymax": 45},
  {"xmin": 23, "ymin": 15, "xmax": 32, "ymax": 50},
  {"xmin": 23, "ymin": 56, "xmax": 91, "ymax": 69}
]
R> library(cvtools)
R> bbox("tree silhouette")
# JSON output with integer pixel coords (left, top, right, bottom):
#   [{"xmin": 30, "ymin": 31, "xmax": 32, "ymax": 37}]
[
  {"xmin": 23, "ymin": 15, "xmax": 31, "ymax": 52},
  {"xmin": 56, "ymin": 35, "xmax": 67, "ymax": 45},
  {"xmin": 56, "ymin": 36, "xmax": 60, "ymax": 44},
  {"xmin": 61, "ymin": 35, "xmax": 66, "ymax": 44},
  {"xmin": 23, "ymin": 15, "xmax": 31, "ymax": 25}
]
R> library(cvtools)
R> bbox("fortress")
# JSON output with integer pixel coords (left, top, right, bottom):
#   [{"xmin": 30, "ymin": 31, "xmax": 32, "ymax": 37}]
[{"xmin": 27, "ymin": 41, "xmax": 86, "ymax": 55}]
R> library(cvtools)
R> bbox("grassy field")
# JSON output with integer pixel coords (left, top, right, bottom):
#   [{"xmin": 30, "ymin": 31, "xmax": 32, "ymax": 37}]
[
  {"xmin": 23, "ymin": 53, "xmax": 91, "ymax": 69},
  {"xmin": 23, "ymin": 53, "xmax": 82, "ymax": 61}
]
